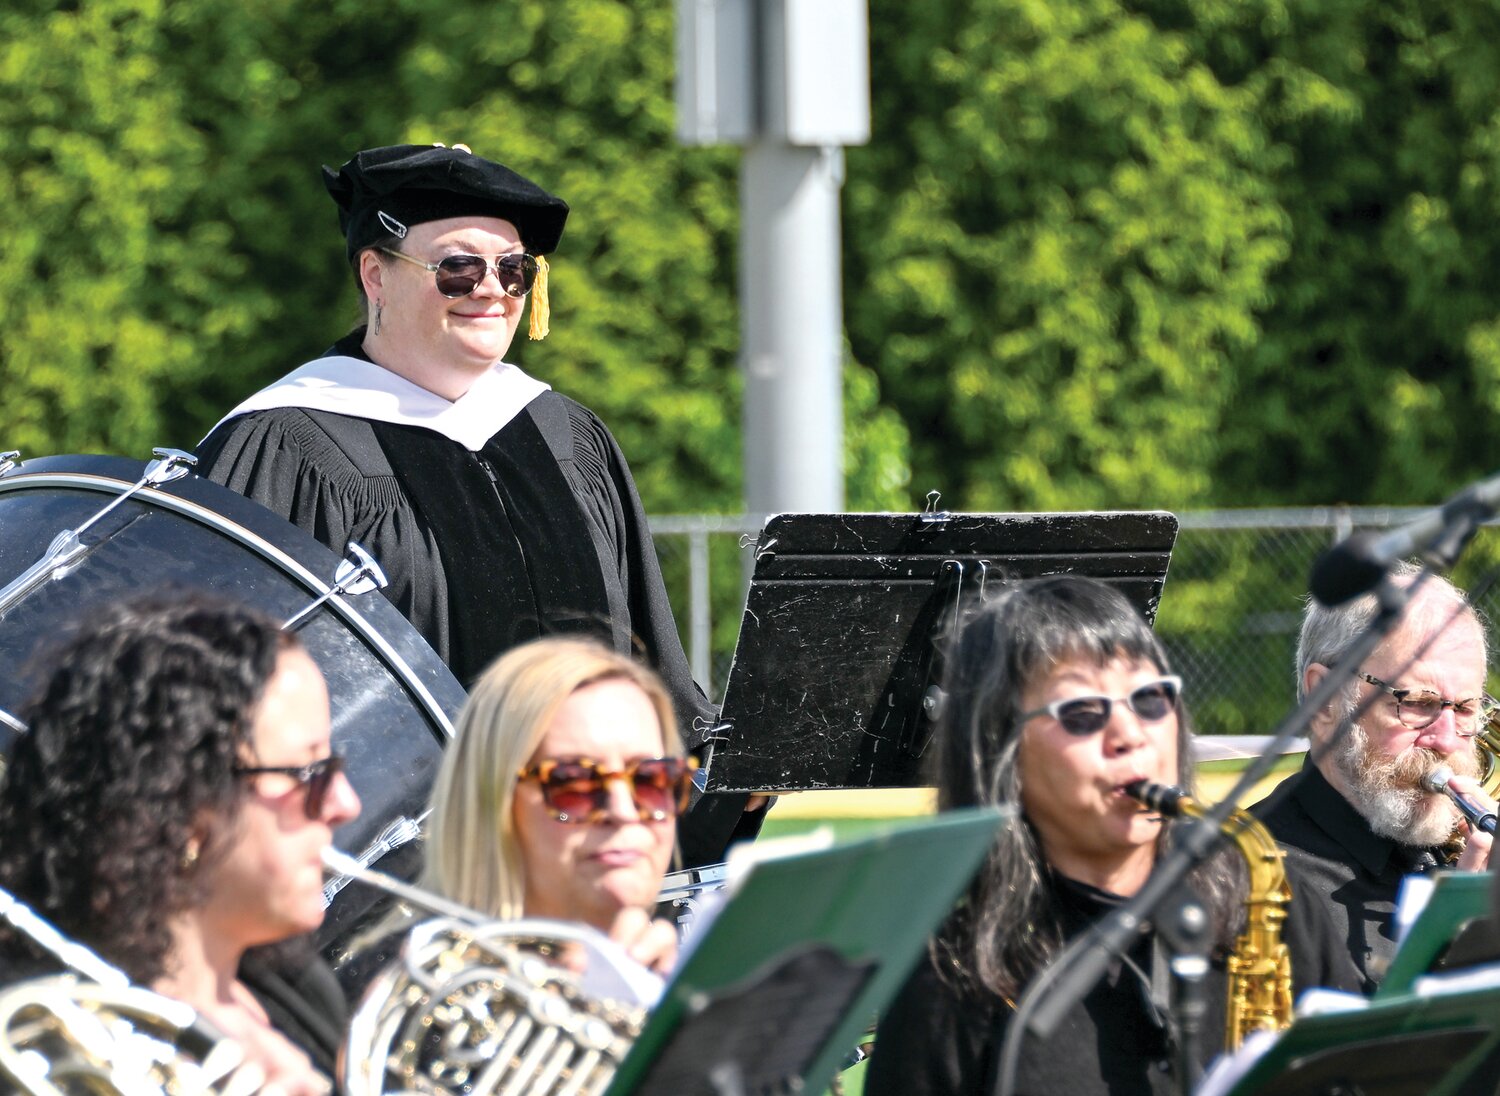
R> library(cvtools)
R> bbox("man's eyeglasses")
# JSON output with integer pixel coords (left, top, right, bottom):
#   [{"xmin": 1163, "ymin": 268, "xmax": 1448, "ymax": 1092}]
[
  {"xmin": 1019, "ymin": 676, "xmax": 1183, "ymax": 737},
  {"xmin": 234, "ymin": 755, "xmax": 344, "ymax": 819},
  {"xmin": 380, "ymin": 247, "xmax": 538, "ymax": 299},
  {"xmin": 516, "ymin": 756, "xmax": 698, "ymax": 825},
  {"xmin": 1357, "ymin": 673, "xmax": 1496, "ymax": 736}
]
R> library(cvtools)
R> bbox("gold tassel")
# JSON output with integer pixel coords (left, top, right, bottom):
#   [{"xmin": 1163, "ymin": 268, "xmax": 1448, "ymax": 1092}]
[{"xmin": 528, "ymin": 254, "xmax": 550, "ymax": 340}]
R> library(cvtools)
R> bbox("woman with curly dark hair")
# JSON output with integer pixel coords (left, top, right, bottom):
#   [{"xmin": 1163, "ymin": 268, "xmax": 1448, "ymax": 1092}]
[
  {"xmin": 0, "ymin": 592, "xmax": 361, "ymax": 1094},
  {"xmin": 866, "ymin": 575, "xmax": 1242, "ymax": 1096}
]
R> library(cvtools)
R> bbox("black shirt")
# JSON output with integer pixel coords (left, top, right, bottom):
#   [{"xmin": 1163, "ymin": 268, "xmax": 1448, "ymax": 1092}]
[
  {"xmin": 866, "ymin": 874, "xmax": 1226, "ymax": 1096},
  {"xmin": 239, "ymin": 946, "xmax": 348, "ymax": 1079},
  {"xmin": 1251, "ymin": 760, "xmax": 1442, "ymax": 996}
]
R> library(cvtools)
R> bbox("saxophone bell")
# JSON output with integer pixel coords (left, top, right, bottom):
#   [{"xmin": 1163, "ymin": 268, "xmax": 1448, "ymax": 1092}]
[
  {"xmin": 1437, "ymin": 707, "xmax": 1500, "ymax": 862},
  {"xmin": 1476, "ymin": 704, "xmax": 1500, "ymax": 800}
]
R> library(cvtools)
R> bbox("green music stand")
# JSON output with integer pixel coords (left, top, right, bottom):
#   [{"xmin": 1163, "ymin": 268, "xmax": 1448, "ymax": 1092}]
[
  {"xmin": 1206, "ymin": 982, "xmax": 1500, "ymax": 1096},
  {"xmin": 605, "ymin": 807, "xmax": 1008, "ymax": 1096},
  {"xmin": 1379, "ymin": 872, "xmax": 1495, "ymax": 998}
]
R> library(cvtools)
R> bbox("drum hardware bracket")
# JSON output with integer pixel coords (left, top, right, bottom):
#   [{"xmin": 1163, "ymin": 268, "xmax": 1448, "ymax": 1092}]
[
  {"xmin": 0, "ymin": 452, "xmax": 18, "ymax": 477},
  {"xmin": 283, "ymin": 541, "xmax": 389, "ymax": 632},
  {"xmin": 657, "ymin": 861, "xmax": 731, "ymax": 942},
  {"xmin": 0, "ymin": 448, "xmax": 197, "ymax": 620},
  {"xmin": 323, "ymin": 808, "xmax": 429, "ymax": 908}
]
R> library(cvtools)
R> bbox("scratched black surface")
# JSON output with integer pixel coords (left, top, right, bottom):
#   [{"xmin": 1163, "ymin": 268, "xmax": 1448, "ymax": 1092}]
[
  {"xmin": 709, "ymin": 511, "xmax": 1179, "ymax": 793},
  {"xmin": 0, "ymin": 454, "xmax": 466, "ymax": 952}
]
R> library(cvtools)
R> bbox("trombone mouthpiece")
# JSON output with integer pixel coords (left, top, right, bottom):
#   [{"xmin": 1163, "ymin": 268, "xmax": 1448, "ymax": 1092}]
[{"xmin": 1422, "ymin": 766, "xmax": 1455, "ymax": 794}]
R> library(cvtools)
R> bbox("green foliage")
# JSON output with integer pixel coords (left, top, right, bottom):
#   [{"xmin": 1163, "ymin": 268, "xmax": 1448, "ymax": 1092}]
[
  {"xmin": 0, "ymin": 0, "xmax": 909, "ymax": 516},
  {"xmin": 847, "ymin": 0, "xmax": 1290, "ymax": 512},
  {"xmin": 1208, "ymin": 0, "xmax": 1500, "ymax": 506},
  {"xmin": 7, "ymin": 0, "xmax": 1500, "ymax": 551}
]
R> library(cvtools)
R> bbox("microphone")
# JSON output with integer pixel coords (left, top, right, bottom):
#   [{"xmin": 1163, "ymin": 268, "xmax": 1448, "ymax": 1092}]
[
  {"xmin": 1422, "ymin": 766, "xmax": 1498, "ymax": 835},
  {"xmin": 1309, "ymin": 469, "xmax": 1500, "ymax": 606}
]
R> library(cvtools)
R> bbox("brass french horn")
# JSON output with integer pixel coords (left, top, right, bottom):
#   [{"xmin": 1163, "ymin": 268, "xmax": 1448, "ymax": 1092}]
[
  {"xmin": 0, "ymin": 888, "xmax": 269, "ymax": 1095},
  {"xmin": 325, "ymin": 850, "xmax": 647, "ymax": 1096}
]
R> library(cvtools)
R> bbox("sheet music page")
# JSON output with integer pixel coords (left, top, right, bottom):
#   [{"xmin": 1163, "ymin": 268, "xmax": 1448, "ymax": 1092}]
[
  {"xmin": 1393, "ymin": 873, "xmax": 1437, "ymax": 945},
  {"xmin": 1193, "ymin": 1029, "xmax": 1279, "ymax": 1096},
  {"xmin": 673, "ymin": 826, "xmax": 840, "ymax": 966},
  {"xmin": 1412, "ymin": 961, "xmax": 1500, "ymax": 997}
]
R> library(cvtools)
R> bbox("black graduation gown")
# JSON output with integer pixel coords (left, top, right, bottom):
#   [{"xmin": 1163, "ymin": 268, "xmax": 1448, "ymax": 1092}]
[
  {"xmin": 196, "ymin": 339, "xmax": 756, "ymax": 864},
  {"xmin": 195, "ymin": 344, "xmax": 710, "ymax": 733}
]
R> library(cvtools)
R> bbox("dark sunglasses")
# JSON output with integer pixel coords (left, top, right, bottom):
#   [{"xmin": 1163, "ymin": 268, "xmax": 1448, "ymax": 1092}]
[
  {"xmin": 380, "ymin": 247, "xmax": 538, "ymax": 299},
  {"xmin": 234, "ymin": 755, "xmax": 344, "ymax": 819},
  {"xmin": 515, "ymin": 755, "xmax": 698, "ymax": 825},
  {"xmin": 1019, "ymin": 675, "xmax": 1183, "ymax": 736}
]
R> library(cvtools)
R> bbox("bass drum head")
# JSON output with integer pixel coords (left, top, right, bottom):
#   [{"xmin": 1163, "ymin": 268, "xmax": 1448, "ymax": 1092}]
[{"xmin": 0, "ymin": 454, "xmax": 467, "ymax": 956}]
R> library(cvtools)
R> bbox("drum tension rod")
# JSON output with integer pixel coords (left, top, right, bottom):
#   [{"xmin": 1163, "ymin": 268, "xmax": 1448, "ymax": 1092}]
[
  {"xmin": 322, "ymin": 809, "xmax": 430, "ymax": 907},
  {"xmin": 0, "ymin": 448, "xmax": 196, "ymax": 620},
  {"xmin": 283, "ymin": 541, "xmax": 389, "ymax": 632}
]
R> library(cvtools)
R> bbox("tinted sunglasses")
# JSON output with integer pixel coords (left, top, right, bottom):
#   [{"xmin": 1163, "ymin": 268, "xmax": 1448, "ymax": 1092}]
[
  {"xmin": 516, "ymin": 755, "xmax": 698, "ymax": 825},
  {"xmin": 1019, "ymin": 675, "xmax": 1182, "ymax": 736},
  {"xmin": 234, "ymin": 755, "xmax": 344, "ymax": 819},
  {"xmin": 1358, "ymin": 672, "xmax": 1496, "ymax": 737},
  {"xmin": 380, "ymin": 247, "xmax": 539, "ymax": 299}
]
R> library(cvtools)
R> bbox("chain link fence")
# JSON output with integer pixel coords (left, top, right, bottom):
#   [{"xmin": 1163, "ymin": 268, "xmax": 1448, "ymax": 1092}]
[{"xmin": 649, "ymin": 508, "xmax": 1500, "ymax": 736}]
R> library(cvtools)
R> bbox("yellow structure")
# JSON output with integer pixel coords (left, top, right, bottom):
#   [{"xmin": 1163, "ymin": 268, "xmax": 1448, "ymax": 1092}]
[{"xmin": 769, "ymin": 745, "xmax": 1306, "ymax": 821}]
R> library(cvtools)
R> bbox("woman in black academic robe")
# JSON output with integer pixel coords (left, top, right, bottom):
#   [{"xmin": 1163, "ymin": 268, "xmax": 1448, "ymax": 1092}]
[{"xmin": 196, "ymin": 144, "xmax": 753, "ymax": 864}]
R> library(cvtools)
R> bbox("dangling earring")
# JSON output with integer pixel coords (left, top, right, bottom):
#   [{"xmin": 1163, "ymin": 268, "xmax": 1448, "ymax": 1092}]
[{"xmin": 373, "ymin": 299, "xmax": 384, "ymax": 337}]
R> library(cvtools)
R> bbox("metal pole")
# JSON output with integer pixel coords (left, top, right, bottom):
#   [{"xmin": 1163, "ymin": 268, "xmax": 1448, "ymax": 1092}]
[{"xmin": 740, "ymin": 140, "xmax": 847, "ymax": 515}]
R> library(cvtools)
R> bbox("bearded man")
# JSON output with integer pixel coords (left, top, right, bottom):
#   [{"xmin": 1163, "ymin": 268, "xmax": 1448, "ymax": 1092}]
[{"xmin": 1252, "ymin": 562, "xmax": 1495, "ymax": 995}]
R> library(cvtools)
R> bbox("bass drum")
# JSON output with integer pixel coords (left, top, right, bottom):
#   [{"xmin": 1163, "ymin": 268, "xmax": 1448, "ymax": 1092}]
[{"xmin": 0, "ymin": 453, "xmax": 467, "ymax": 957}]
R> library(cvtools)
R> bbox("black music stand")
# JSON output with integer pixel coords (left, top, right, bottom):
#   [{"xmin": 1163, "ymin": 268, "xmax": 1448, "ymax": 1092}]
[{"xmin": 706, "ymin": 509, "xmax": 1179, "ymax": 792}]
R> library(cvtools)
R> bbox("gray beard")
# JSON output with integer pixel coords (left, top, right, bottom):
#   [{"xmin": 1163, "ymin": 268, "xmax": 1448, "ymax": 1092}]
[{"xmin": 1331, "ymin": 720, "xmax": 1474, "ymax": 848}]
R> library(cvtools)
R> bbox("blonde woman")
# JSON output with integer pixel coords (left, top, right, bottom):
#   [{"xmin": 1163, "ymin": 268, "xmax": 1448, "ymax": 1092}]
[{"xmin": 350, "ymin": 637, "xmax": 692, "ymax": 983}]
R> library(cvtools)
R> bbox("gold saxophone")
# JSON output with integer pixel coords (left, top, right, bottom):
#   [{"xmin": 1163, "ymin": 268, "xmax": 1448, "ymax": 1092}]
[
  {"xmin": 1474, "ymin": 710, "xmax": 1500, "ymax": 799},
  {"xmin": 1126, "ymin": 780, "xmax": 1295, "ymax": 1049},
  {"xmin": 1433, "ymin": 710, "xmax": 1500, "ymax": 863}
]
